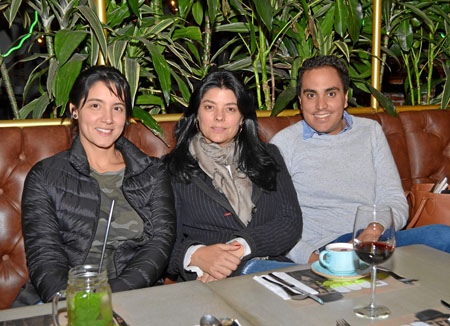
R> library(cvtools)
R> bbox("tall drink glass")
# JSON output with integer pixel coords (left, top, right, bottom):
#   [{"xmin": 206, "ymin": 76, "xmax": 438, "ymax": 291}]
[{"xmin": 52, "ymin": 265, "xmax": 113, "ymax": 326}]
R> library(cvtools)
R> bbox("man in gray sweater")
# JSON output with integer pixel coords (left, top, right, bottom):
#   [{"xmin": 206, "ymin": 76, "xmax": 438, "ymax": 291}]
[{"xmin": 270, "ymin": 55, "xmax": 450, "ymax": 264}]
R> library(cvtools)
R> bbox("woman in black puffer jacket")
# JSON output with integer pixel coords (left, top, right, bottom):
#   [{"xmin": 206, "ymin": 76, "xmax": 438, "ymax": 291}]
[{"xmin": 15, "ymin": 66, "xmax": 176, "ymax": 305}]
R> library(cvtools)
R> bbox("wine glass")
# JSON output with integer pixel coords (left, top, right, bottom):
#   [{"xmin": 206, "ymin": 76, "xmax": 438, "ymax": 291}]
[{"xmin": 352, "ymin": 204, "xmax": 396, "ymax": 319}]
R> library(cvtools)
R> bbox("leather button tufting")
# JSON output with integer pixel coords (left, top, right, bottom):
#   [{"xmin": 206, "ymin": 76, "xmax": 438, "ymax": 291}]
[
  {"xmin": 2, "ymin": 254, "xmax": 10, "ymax": 261},
  {"xmin": 0, "ymin": 188, "xmax": 3, "ymax": 195},
  {"xmin": 19, "ymin": 153, "xmax": 26, "ymax": 161}
]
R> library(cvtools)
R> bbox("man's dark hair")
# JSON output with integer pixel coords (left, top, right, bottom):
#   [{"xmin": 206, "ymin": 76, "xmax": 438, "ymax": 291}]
[{"xmin": 297, "ymin": 55, "xmax": 349, "ymax": 96}]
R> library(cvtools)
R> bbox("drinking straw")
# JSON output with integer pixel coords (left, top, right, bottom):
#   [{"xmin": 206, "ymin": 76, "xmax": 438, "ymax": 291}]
[{"xmin": 99, "ymin": 200, "xmax": 115, "ymax": 274}]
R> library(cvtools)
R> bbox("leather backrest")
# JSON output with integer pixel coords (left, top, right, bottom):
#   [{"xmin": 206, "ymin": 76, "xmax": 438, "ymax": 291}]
[{"xmin": 0, "ymin": 109, "xmax": 449, "ymax": 309}]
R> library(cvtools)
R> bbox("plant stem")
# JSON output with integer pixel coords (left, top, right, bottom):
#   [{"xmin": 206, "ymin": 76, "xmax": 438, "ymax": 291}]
[
  {"xmin": 259, "ymin": 25, "xmax": 270, "ymax": 110},
  {"xmin": 0, "ymin": 56, "xmax": 19, "ymax": 119},
  {"xmin": 202, "ymin": 13, "xmax": 212, "ymax": 77}
]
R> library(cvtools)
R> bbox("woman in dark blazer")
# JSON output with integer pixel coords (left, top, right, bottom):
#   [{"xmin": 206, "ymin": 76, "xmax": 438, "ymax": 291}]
[{"xmin": 165, "ymin": 71, "xmax": 302, "ymax": 282}]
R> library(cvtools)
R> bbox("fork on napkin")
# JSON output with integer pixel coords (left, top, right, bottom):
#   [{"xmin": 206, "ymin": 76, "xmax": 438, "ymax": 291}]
[{"xmin": 253, "ymin": 271, "xmax": 318, "ymax": 300}]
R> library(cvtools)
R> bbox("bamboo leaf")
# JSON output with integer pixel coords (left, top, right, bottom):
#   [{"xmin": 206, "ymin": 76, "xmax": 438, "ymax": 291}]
[
  {"xmin": 441, "ymin": 63, "xmax": 450, "ymax": 110},
  {"xmin": 251, "ymin": 0, "xmax": 272, "ymax": 31},
  {"xmin": 90, "ymin": 29, "xmax": 100, "ymax": 65},
  {"xmin": 271, "ymin": 87, "xmax": 297, "ymax": 116},
  {"xmin": 367, "ymin": 84, "xmax": 397, "ymax": 116},
  {"xmin": 192, "ymin": 1, "xmax": 203, "ymax": 26},
  {"xmin": 347, "ymin": 0, "xmax": 363, "ymax": 44},
  {"xmin": 47, "ymin": 59, "xmax": 58, "ymax": 100},
  {"xmin": 403, "ymin": 2, "xmax": 434, "ymax": 31},
  {"xmin": 78, "ymin": 5, "xmax": 108, "ymax": 64},
  {"xmin": 395, "ymin": 20, "xmax": 414, "ymax": 52},
  {"xmin": 18, "ymin": 93, "xmax": 50, "ymax": 119},
  {"xmin": 334, "ymin": 0, "xmax": 349, "ymax": 38},
  {"xmin": 128, "ymin": 0, "xmax": 140, "ymax": 17},
  {"xmin": 136, "ymin": 94, "xmax": 164, "ymax": 106},
  {"xmin": 54, "ymin": 54, "xmax": 84, "ymax": 110},
  {"xmin": 147, "ymin": 43, "xmax": 171, "ymax": 104},
  {"xmin": 215, "ymin": 22, "xmax": 250, "ymax": 33},
  {"xmin": 54, "ymin": 30, "xmax": 87, "ymax": 66},
  {"xmin": 172, "ymin": 71, "xmax": 191, "ymax": 103},
  {"xmin": 7, "ymin": 0, "xmax": 23, "ymax": 27},
  {"xmin": 124, "ymin": 58, "xmax": 140, "ymax": 106},
  {"xmin": 133, "ymin": 106, "xmax": 166, "ymax": 140},
  {"xmin": 178, "ymin": 0, "xmax": 189, "ymax": 18},
  {"xmin": 207, "ymin": 0, "xmax": 218, "ymax": 26},
  {"xmin": 320, "ymin": 6, "xmax": 335, "ymax": 36},
  {"xmin": 173, "ymin": 26, "xmax": 202, "ymax": 41},
  {"xmin": 109, "ymin": 40, "xmax": 128, "ymax": 70},
  {"xmin": 108, "ymin": 1, "xmax": 131, "ymax": 27}
]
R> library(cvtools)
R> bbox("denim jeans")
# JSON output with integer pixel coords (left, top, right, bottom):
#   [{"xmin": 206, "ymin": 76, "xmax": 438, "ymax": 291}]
[
  {"xmin": 331, "ymin": 224, "xmax": 450, "ymax": 253},
  {"xmin": 241, "ymin": 259, "xmax": 297, "ymax": 275}
]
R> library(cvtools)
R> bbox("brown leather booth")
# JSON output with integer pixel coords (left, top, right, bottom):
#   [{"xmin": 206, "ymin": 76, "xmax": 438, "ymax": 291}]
[{"xmin": 0, "ymin": 109, "xmax": 449, "ymax": 309}]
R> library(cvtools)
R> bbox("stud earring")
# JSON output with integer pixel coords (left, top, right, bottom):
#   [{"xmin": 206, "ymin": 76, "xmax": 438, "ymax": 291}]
[{"xmin": 72, "ymin": 113, "xmax": 78, "ymax": 119}]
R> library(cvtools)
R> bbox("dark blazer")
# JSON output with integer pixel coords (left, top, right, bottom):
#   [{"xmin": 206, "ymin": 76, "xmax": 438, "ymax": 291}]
[
  {"xmin": 19, "ymin": 136, "xmax": 176, "ymax": 303},
  {"xmin": 167, "ymin": 144, "xmax": 302, "ymax": 280}
]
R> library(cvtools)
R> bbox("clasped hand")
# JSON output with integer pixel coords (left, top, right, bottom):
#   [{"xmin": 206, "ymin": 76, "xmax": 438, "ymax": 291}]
[{"xmin": 191, "ymin": 241, "xmax": 244, "ymax": 282}]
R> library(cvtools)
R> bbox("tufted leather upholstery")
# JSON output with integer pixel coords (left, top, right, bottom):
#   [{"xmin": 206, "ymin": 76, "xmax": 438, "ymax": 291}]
[{"xmin": 0, "ymin": 109, "xmax": 449, "ymax": 310}]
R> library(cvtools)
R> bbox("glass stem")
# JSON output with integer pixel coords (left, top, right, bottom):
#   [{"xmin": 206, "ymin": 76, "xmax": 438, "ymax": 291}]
[{"xmin": 370, "ymin": 264, "xmax": 377, "ymax": 309}]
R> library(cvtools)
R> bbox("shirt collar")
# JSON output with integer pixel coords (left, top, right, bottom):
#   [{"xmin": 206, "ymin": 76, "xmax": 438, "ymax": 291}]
[{"xmin": 302, "ymin": 111, "xmax": 353, "ymax": 140}]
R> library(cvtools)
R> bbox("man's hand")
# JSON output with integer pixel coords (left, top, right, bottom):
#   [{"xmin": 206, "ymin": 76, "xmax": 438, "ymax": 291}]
[
  {"xmin": 308, "ymin": 252, "xmax": 319, "ymax": 263},
  {"xmin": 358, "ymin": 222, "xmax": 384, "ymax": 242},
  {"xmin": 190, "ymin": 244, "xmax": 242, "ymax": 280}
]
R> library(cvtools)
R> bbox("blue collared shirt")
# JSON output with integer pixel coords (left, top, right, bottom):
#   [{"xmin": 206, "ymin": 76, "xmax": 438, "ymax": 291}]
[{"xmin": 302, "ymin": 111, "xmax": 353, "ymax": 139}]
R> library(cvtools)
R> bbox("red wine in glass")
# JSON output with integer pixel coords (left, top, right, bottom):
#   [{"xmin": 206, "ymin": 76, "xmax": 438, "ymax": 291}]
[
  {"xmin": 352, "ymin": 204, "xmax": 395, "ymax": 319},
  {"xmin": 354, "ymin": 242, "xmax": 395, "ymax": 265}
]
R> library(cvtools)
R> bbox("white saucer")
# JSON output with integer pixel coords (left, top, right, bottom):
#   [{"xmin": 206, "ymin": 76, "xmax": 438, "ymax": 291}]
[{"xmin": 311, "ymin": 261, "xmax": 371, "ymax": 281}]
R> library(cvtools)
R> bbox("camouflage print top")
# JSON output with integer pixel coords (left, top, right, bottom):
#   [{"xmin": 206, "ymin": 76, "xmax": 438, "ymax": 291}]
[{"xmin": 85, "ymin": 168, "xmax": 144, "ymax": 279}]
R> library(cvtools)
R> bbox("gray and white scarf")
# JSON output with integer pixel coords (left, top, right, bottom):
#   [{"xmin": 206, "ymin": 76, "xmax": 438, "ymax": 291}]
[{"xmin": 189, "ymin": 133, "xmax": 255, "ymax": 226}]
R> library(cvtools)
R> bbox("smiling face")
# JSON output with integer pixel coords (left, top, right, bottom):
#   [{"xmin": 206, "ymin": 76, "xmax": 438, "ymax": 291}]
[
  {"xmin": 197, "ymin": 87, "xmax": 243, "ymax": 147},
  {"xmin": 71, "ymin": 81, "xmax": 127, "ymax": 153},
  {"xmin": 299, "ymin": 66, "xmax": 348, "ymax": 135}
]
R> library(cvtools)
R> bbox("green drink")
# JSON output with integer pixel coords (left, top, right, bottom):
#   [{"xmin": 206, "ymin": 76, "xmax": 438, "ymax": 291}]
[
  {"xmin": 53, "ymin": 265, "xmax": 114, "ymax": 326},
  {"xmin": 67, "ymin": 290, "xmax": 113, "ymax": 326}
]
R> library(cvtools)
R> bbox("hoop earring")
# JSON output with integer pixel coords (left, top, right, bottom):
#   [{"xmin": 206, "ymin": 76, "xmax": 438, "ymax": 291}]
[{"xmin": 238, "ymin": 124, "xmax": 243, "ymax": 134}]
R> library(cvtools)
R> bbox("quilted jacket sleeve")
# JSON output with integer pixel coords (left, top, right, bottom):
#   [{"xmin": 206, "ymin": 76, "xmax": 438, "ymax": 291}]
[{"xmin": 21, "ymin": 162, "xmax": 70, "ymax": 303}]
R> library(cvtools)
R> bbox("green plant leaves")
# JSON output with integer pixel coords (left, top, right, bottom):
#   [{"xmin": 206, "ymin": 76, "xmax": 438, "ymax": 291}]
[
  {"xmin": 55, "ymin": 30, "xmax": 87, "ymax": 66},
  {"xmin": 367, "ymin": 84, "xmax": 397, "ymax": 117},
  {"xmin": 252, "ymin": 0, "xmax": 272, "ymax": 31},
  {"xmin": 207, "ymin": 0, "xmax": 218, "ymax": 26},
  {"xmin": 124, "ymin": 58, "xmax": 140, "ymax": 106},
  {"xmin": 192, "ymin": 1, "xmax": 203, "ymax": 25},
  {"xmin": 173, "ymin": 26, "xmax": 202, "ymax": 41},
  {"xmin": 78, "ymin": 5, "xmax": 108, "ymax": 64},
  {"xmin": 133, "ymin": 106, "xmax": 165, "ymax": 140},
  {"xmin": 271, "ymin": 87, "xmax": 297, "ymax": 117},
  {"xmin": 54, "ymin": 55, "xmax": 84, "ymax": 110},
  {"xmin": 441, "ymin": 63, "xmax": 450, "ymax": 110},
  {"xmin": 147, "ymin": 43, "xmax": 171, "ymax": 105}
]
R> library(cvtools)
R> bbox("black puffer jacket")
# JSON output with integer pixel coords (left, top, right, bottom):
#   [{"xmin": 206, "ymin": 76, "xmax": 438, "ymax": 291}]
[{"xmin": 20, "ymin": 136, "xmax": 176, "ymax": 303}]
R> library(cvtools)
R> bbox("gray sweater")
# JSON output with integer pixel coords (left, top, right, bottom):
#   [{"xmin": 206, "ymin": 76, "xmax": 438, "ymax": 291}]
[{"xmin": 270, "ymin": 116, "xmax": 408, "ymax": 264}]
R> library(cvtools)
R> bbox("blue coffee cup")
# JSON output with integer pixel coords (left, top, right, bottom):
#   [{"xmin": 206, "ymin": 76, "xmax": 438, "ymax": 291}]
[{"xmin": 319, "ymin": 243, "xmax": 359, "ymax": 274}]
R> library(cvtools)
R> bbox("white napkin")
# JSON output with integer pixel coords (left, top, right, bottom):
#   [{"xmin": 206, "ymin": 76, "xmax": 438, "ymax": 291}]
[{"xmin": 253, "ymin": 271, "xmax": 319, "ymax": 300}]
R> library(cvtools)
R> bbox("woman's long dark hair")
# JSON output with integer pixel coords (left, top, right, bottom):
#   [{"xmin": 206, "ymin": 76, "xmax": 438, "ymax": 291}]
[{"xmin": 165, "ymin": 71, "xmax": 278, "ymax": 191}]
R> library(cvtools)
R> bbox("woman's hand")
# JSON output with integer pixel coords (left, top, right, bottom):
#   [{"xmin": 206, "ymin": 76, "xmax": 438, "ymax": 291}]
[
  {"xmin": 190, "ymin": 244, "xmax": 242, "ymax": 280},
  {"xmin": 197, "ymin": 271, "xmax": 217, "ymax": 283}
]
